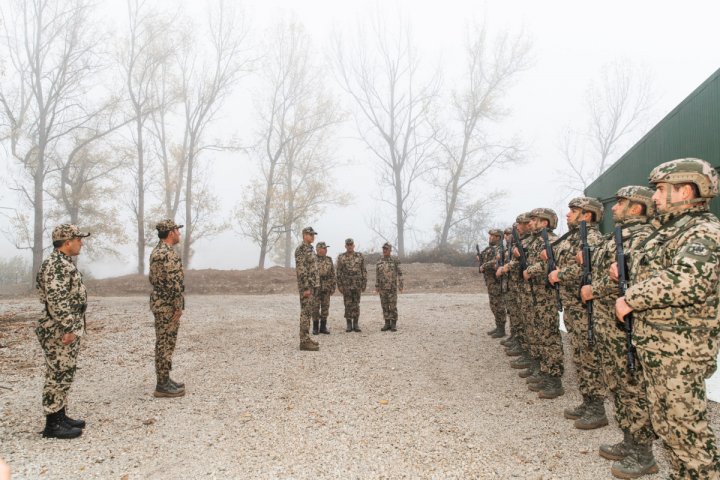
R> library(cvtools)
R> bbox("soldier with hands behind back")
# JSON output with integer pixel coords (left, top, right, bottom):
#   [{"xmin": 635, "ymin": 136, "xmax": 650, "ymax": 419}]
[
  {"xmin": 336, "ymin": 238, "xmax": 367, "ymax": 332},
  {"xmin": 375, "ymin": 242, "xmax": 404, "ymax": 332},
  {"xmin": 312, "ymin": 241, "xmax": 336, "ymax": 335},
  {"xmin": 295, "ymin": 227, "xmax": 320, "ymax": 351}
]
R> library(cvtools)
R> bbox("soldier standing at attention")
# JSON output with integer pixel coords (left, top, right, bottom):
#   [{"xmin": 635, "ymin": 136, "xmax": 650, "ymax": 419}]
[
  {"xmin": 149, "ymin": 219, "xmax": 186, "ymax": 398},
  {"xmin": 295, "ymin": 227, "xmax": 320, "ymax": 351},
  {"xmin": 479, "ymin": 229, "xmax": 506, "ymax": 338},
  {"xmin": 375, "ymin": 242, "xmax": 404, "ymax": 332},
  {"xmin": 336, "ymin": 238, "xmax": 367, "ymax": 332},
  {"xmin": 36, "ymin": 224, "xmax": 90, "ymax": 439},
  {"xmin": 312, "ymin": 241, "xmax": 336, "ymax": 335},
  {"xmin": 615, "ymin": 158, "xmax": 720, "ymax": 479}
]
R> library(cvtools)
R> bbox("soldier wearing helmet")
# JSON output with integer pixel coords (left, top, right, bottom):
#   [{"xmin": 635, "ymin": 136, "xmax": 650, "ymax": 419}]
[
  {"xmin": 546, "ymin": 197, "xmax": 608, "ymax": 431},
  {"xmin": 576, "ymin": 186, "xmax": 658, "ymax": 477},
  {"xmin": 522, "ymin": 208, "xmax": 566, "ymax": 400},
  {"xmin": 478, "ymin": 228, "xmax": 507, "ymax": 338},
  {"xmin": 615, "ymin": 158, "xmax": 720, "ymax": 479},
  {"xmin": 496, "ymin": 226, "xmax": 519, "ymax": 345}
]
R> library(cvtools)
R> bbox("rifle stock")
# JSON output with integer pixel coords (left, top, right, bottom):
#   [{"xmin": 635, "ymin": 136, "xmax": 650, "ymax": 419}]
[
  {"xmin": 579, "ymin": 221, "xmax": 595, "ymax": 348},
  {"xmin": 541, "ymin": 228, "xmax": 563, "ymax": 313},
  {"xmin": 512, "ymin": 226, "xmax": 536, "ymax": 305},
  {"xmin": 614, "ymin": 226, "xmax": 636, "ymax": 374}
]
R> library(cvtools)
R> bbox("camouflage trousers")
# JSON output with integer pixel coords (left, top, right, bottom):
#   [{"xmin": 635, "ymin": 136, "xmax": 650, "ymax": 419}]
[
  {"xmin": 153, "ymin": 307, "xmax": 180, "ymax": 383},
  {"xmin": 505, "ymin": 280, "xmax": 526, "ymax": 343},
  {"xmin": 533, "ymin": 288, "xmax": 564, "ymax": 377},
  {"xmin": 635, "ymin": 323, "xmax": 720, "ymax": 479},
  {"xmin": 299, "ymin": 292, "xmax": 318, "ymax": 341},
  {"xmin": 36, "ymin": 326, "xmax": 81, "ymax": 415},
  {"xmin": 516, "ymin": 281, "xmax": 536, "ymax": 352},
  {"xmin": 379, "ymin": 289, "xmax": 398, "ymax": 323},
  {"xmin": 487, "ymin": 281, "xmax": 506, "ymax": 330},
  {"xmin": 342, "ymin": 289, "xmax": 361, "ymax": 321},
  {"xmin": 594, "ymin": 301, "xmax": 654, "ymax": 445},
  {"xmin": 312, "ymin": 290, "xmax": 332, "ymax": 322},
  {"xmin": 562, "ymin": 294, "xmax": 607, "ymax": 399}
]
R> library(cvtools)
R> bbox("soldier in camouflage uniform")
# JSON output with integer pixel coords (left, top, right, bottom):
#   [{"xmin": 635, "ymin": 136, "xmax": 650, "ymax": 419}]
[
  {"xmin": 616, "ymin": 159, "xmax": 720, "ymax": 480},
  {"xmin": 149, "ymin": 219, "xmax": 186, "ymax": 397},
  {"xmin": 295, "ymin": 227, "xmax": 320, "ymax": 351},
  {"xmin": 36, "ymin": 224, "xmax": 91, "ymax": 439},
  {"xmin": 580, "ymin": 186, "xmax": 658, "ymax": 478},
  {"xmin": 498, "ymin": 227, "xmax": 520, "ymax": 346},
  {"xmin": 524, "ymin": 208, "xmax": 565, "ymax": 399},
  {"xmin": 336, "ymin": 238, "xmax": 367, "ymax": 333},
  {"xmin": 479, "ymin": 229, "xmax": 506, "ymax": 338},
  {"xmin": 547, "ymin": 197, "xmax": 608, "ymax": 429},
  {"xmin": 312, "ymin": 241, "xmax": 336, "ymax": 335},
  {"xmin": 375, "ymin": 242, "xmax": 404, "ymax": 332}
]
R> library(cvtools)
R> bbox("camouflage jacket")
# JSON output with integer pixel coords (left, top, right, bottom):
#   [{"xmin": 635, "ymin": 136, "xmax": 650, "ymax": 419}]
[
  {"xmin": 526, "ymin": 230, "xmax": 557, "ymax": 286},
  {"xmin": 375, "ymin": 256, "xmax": 404, "ymax": 292},
  {"xmin": 506, "ymin": 233, "xmax": 532, "ymax": 282},
  {"xmin": 149, "ymin": 241, "xmax": 185, "ymax": 311},
  {"xmin": 591, "ymin": 221, "xmax": 654, "ymax": 302},
  {"xmin": 36, "ymin": 250, "xmax": 88, "ymax": 336},
  {"xmin": 336, "ymin": 251, "xmax": 367, "ymax": 291},
  {"xmin": 554, "ymin": 224, "xmax": 603, "ymax": 293},
  {"xmin": 479, "ymin": 245, "xmax": 500, "ymax": 284},
  {"xmin": 295, "ymin": 243, "xmax": 319, "ymax": 293},
  {"xmin": 316, "ymin": 255, "xmax": 336, "ymax": 293},
  {"xmin": 625, "ymin": 207, "xmax": 720, "ymax": 332}
]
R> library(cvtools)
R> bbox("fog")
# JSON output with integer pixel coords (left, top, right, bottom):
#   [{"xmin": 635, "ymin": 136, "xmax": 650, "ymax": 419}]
[{"xmin": 1, "ymin": 0, "xmax": 719, "ymax": 278}]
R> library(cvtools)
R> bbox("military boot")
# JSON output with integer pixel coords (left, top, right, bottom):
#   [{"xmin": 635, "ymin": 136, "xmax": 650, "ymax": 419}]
[
  {"xmin": 390, "ymin": 320, "xmax": 397, "ymax": 332},
  {"xmin": 169, "ymin": 378, "xmax": 185, "ymax": 389},
  {"xmin": 312, "ymin": 320, "xmax": 319, "ymax": 335},
  {"xmin": 574, "ymin": 397, "xmax": 609, "ymax": 429},
  {"xmin": 490, "ymin": 326, "xmax": 506, "ymax": 338},
  {"xmin": 300, "ymin": 338, "xmax": 320, "ymax": 351},
  {"xmin": 381, "ymin": 320, "xmax": 391, "ymax": 331},
  {"xmin": 42, "ymin": 410, "xmax": 83, "ymax": 439},
  {"xmin": 563, "ymin": 395, "xmax": 590, "ymax": 420},
  {"xmin": 528, "ymin": 374, "xmax": 547, "ymax": 392},
  {"xmin": 505, "ymin": 345, "xmax": 523, "ymax": 357},
  {"xmin": 510, "ymin": 355, "xmax": 532, "ymax": 369},
  {"xmin": 610, "ymin": 442, "xmax": 659, "ymax": 479},
  {"xmin": 526, "ymin": 363, "xmax": 543, "ymax": 384},
  {"xmin": 319, "ymin": 320, "xmax": 330, "ymax": 334},
  {"xmin": 346, "ymin": 319, "xmax": 353, "ymax": 332},
  {"xmin": 537, "ymin": 376, "xmax": 564, "ymax": 399},
  {"xmin": 352, "ymin": 318, "xmax": 362, "ymax": 332},
  {"xmin": 154, "ymin": 380, "xmax": 186, "ymax": 398},
  {"xmin": 486, "ymin": 327, "xmax": 499, "ymax": 336},
  {"xmin": 58, "ymin": 407, "xmax": 85, "ymax": 429},
  {"xmin": 499, "ymin": 335, "xmax": 515, "ymax": 346},
  {"xmin": 599, "ymin": 429, "xmax": 633, "ymax": 461}
]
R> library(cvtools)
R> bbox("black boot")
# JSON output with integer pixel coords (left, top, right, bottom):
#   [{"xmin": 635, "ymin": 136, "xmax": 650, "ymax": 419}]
[
  {"xmin": 390, "ymin": 320, "xmax": 397, "ymax": 332},
  {"xmin": 490, "ymin": 326, "xmax": 506, "ymax": 338},
  {"xmin": 312, "ymin": 320, "xmax": 319, "ymax": 335},
  {"xmin": 59, "ymin": 407, "xmax": 85, "ymax": 429},
  {"xmin": 319, "ymin": 320, "xmax": 330, "ymax": 334},
  {"xmin": 381, "ymin": 320, "xmax": 391, "ymax": 331},
  {"xmin": 486, "ymin": 327, "xmax": 499, "ymax": 336},
  {"xmin": 353, "ymin": 318, "xmax": 362, "ymax": 332},
  {"xmin": 346, "ymin": 319, "xmax": 353, "ymax": 332},
  {"xmin": 43, "ymin": 410, "xmax": 82, "ymax": 439}
]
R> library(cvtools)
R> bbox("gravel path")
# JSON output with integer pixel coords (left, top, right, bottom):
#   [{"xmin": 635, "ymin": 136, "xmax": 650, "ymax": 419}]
[{"xmin": 1, "ymin": 293, "xmax": 716, "ymax": 479}]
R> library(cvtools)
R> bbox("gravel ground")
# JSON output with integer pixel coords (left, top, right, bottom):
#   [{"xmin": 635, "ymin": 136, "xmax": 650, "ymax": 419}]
[{"xmin": 1, "ymin": 293, "xmax": 718, "ymax": 479}]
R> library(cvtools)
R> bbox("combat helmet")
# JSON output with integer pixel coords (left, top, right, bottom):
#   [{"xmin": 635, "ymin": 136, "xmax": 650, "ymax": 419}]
[
  {"xmin": 515, "ymin": 212, "xmax": 531, "ymax": 224},
  {"xmin": 529, "ymin": 208, "xmax": 558, "ymax": 230},
  {"xmin": 488, "ymin": 228, "xmax": 503, "ymax": 237},
  {"xmin": 615, "ymin": 186, "xmax": 655, "ymax": 217},
  {"xmin": 568, "ymin": 197, "xmax": 604, "ymax": 223},
  {"xmin": 649, "ymin": 158, "xmax": 718, "ymax": 199}
]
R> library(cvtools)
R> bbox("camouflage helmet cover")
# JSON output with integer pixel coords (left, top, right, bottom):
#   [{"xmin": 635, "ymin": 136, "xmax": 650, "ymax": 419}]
[
  {"xmin": 52, "ymin": 224, "xmax": 91, "ymax": 242},
  {"xmin": 568, "ymin": 196, "xmax": 604, "ymax": 222},
  {"xmin": 504, "ymin": 227, "xmax": 513, "ymax": 235},
  {"xmin": 615, "ymin": 185, "xmax": 655, "ymax": 217},
  {"xmin": 155, "ymin": 219, "xmax": 183, "ymax": 233},
  {"xmin": 488, "ymin": 228, "xmax": 503, "ymax": 237},
  {"xmin": 515, "ymin": 212, "xmax": 531, "ymax": 223},
  {"xmin": 648, "ymin": 158, "xmax": 718, "ymax": 198},
  {"xmin": 529, "ymin": 207, "xmax": 558, "ymax": 230},
  {"xmin": 316, "ymin": 241, "xmax": 329, "ymax": 249}
]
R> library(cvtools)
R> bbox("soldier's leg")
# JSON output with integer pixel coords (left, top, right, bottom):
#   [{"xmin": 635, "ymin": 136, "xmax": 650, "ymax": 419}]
[
  {"xmin": 537, "ymin": 302, "xmax": 564, "ymax": 399},
  {"xmin": 38, "ymin": 332, "xmax": 80, "ymax": 415},
  {"xmin": 153, "ymin": 307, "xmax": 179, "ymax": 384},
  {"xmin": 319, "ymin": 292, "xmax": 331, "ymax": 334},
  {"xmin": 380, "ymin": 291, "xmax": 391, "ymax": 330},
  {"xmin": 299, "ymin": 294, "xmax": 319, "ymax": 350},
  {"xmin": 388, "ymin": 292, "xmax": 398, "ymax": 331},
  {"xmin": 351, "ymin": 290, "xmax": 362, "ymax": 332},
  {"xmin": 343, "ymin": 292, "xmax": 353, "ymax": 331}
]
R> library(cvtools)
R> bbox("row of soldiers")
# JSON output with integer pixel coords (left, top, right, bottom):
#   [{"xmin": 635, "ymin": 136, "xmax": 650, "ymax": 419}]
[
  {"xmin": 294, "ymin": 227, "xmax": 405, "ymax": 351},
  {"xmin": 478, "ymin": 157, "xmax": 720, "ymax": 479}
]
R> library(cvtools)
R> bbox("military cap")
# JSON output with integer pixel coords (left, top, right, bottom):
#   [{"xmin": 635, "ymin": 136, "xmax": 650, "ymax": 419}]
[
  {"xmin": 529, "ymin": 207, "xmax": 558, "ymax": 230},
  {"xmin": 488, "ymin": 228, "xmax": 503, "ymax": 237},
  {"xmin": 382, "ymin": 242, "xmax": 392, "ymax": 249},
  {"xmin": 345, "ymin": 238, "xmax": 354, "ymax": 245},
  {"xmin": 52, "ymin": 224, "xmax": 91, "ymax": 242},
  {"xmin": 504, "ymin": 227, "xmax": 513, "ymax": 235},
  {"xmin": 316, "ymin": 241, "xmax": 329, "ymax": 249},
  {"xmin": 302, "ymin": 226, "xmax": 318, "ymax": 235},
  {"xmin": 648, "ymin": 157, "xmax": 718, "ymax": 198},
  {"xmin": 568, "ymin": 196, "xmax": 604, "ymax": 222},
  {"xmin": 156, "ymin": 219, "xmax": 184, "ymax": 233},
  {"xmin": 515, "ymin": 212, "xmax": 531, "ymax": 223},
  {"xmin": 616, "ymin": 186, "xmax": 655, "ymax": 217}
]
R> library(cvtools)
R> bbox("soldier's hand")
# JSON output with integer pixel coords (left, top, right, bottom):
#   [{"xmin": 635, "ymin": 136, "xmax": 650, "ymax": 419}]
[
  {"xmin": 399, "ymin": 288, "xmax": 404, "ymax": 293},
  {"xmin": 61, "ymin": 332, "xmax": 76, "ymax": 345},
  {"xmin": 513, "ymin": 246, "xmax": 520, "ymax": 258},
  {"xmin": 575, "ymin": 250, "xmax": 584, "ymax": 265},
  {"xmin": 580, "ymin": 285, "xmax": 593, "ymax": 303},
  {"xmin": 615, "ymin": 297, "xmax": 633, "ymax": 322},
  {"xmin": 479, "ymin": 266, "xmax": 485, "ymax": 273},
  {"xmin": 540, "ymin": 250, "xmax": 548, "ymax": 262},
  {"xmin": 548, "ymin": 269, "xmax": 560, "ymax": 285},
  {"xmin": 475, "ymin": 255, "xmax": 480, "ymax": 263},
  {"xmin": 172, "ymin": 310, "xmax": 183, "ymax": 322},
  {"xmin": 609, "ymin": 262, "xmax": 619, "ymax": 282},
  {"xmin": 303, "ymin": 289, "xmax": 312, "ymax": 298},
  {"xmin": 523, "ymin": 270, "xmax": 530, "ymax": 281},
  {"xmin": 495, "ymin": 269, "xmax": 503, "ymax": 278}
]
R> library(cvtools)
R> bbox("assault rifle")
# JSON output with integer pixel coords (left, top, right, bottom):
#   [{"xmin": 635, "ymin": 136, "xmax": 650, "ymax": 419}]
[
  {"xmin": 497, "ymin": 237, "xmax": 506, "ymax": 292},
  {"xmin": 512, "ymin": 225, "xmax": 536, "ymax": 304},
  {"xmin": 614, "ymin": 226, "xmax": 636, "ymax": 374},
  {"xmin": 475, "ymin": 244, "xmax": 482, "ymax": 274},
  {"xmin": 541, "ymin": 228, "xmax": 563, "ymax": 313},
  {"xmin": 579, "ymin": 221, "xmax": 595, "ymax": 348}
]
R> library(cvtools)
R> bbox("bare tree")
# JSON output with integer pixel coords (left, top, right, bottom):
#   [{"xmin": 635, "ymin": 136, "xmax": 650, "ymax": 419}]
[
  {"xmin": 332, "ymin": 10, "xmax": 439, "ymax": 257},
  {"xmin": 442, "ymin": 196, "xmax": 499, "ymax": 253},
  {"xmin": 0, "ymin": 0, "xmax": 101, "ymax": 279},
  {"xmin": 560, "ymin": 60, "xmax": 654, "ymax": 192},
  {"xmin": 432, "ymin": 24, "xmax": 530, "ymax": 247}
]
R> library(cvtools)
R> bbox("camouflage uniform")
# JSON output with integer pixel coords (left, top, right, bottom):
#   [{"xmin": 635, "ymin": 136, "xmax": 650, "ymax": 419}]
[
  {"xmin": 36, "ymin": 226, "xmax": 89, "ymax": 415},
  {"xmin": 623, "ymin": 159, "xmax": 720, "ymax": 479},
  {"xmin": 505, "ymin": 216, "xmax": 536, "ymax": 360},
  {"xmin": 502, "ymin": 228, "xmax": 524, "ymax": 343},
  {"xmin": 295, "ymin": 238, "xmax": 319, "ymax": 342},
  {"xmin": 480, "ymin": 229, "xmax": 506, "ymax": 334},
  {"xmin": 313, "ymin": 242, "xmax": 336, "ymax": 332},
  {"xmin": 337, "ymin": 241, "xmax": 367, "ymax": 331},
  {"xmin": 376, "ymin": 243, "xmax": 404, "ymax": 331}
]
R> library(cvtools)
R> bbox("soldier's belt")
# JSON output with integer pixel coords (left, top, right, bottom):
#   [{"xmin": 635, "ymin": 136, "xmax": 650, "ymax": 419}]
[{"xmin": 644, "ymin": 320, "xmax": 717, "ymax": 334}]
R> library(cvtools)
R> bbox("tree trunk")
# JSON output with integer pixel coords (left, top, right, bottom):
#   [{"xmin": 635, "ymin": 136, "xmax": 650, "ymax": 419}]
[
  {"xmin": 183, "ymin": 147, "xmax": 194, "ymax": 266},
  {"xmin": 394, "ymin": 168, "xmax": 405, "ymax": 257},
  {"xmin": 136, "ymin": 113, "xmax": 146, "ymax": 275}
]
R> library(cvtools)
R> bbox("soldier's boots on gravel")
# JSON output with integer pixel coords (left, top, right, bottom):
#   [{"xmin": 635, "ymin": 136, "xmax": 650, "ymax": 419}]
[
  {"xmin": 537, "ymin": 376, "xmax": 564, "ymax": 399},
  {"xmin": 564, "ymin": 395, "xmax": 590, "ymax": 420},
  {"xmin": 500, "ymin": 335, "xmax": 516, "ymax": 346},
  {"xmin": 59, "ymin": 407, "xmax": 85, "ymax": 430},
  {"xmin": 300, "ymin": 337, "xmax": 320, "ymax": 351},
  {"xmin": 312, "ymin": 320, "xmax": 319, "ymax": 335},
  {"xmin": 527, "ymin": 374, "xmax": 547, "ymax": 392},
  {"xmin": 505, "ymin": 345, "xmax": 523, "ymax": 357},
  {"xmin": 610, "ymin": 442, "xmax": 659, "ymax": 479},
  {"xmin": 43, "ymin": 409, "xmax": 83, "ymax": 439},
  {"xmin": 352, "ymin": 318, "xmax": 362, "ymax": 332},
  {"xmin": 319, "ymin": 320, "xmax": 330, "ymax": 334},
  {"xmin": 346, "ymin": 319, "xmax": 353, "ymax": 332},
  {"xmin": 599, "ymin": 429, "xmax": 633, "ymax": 461},
  {"xmin": 526, "ymin": 364, "xmax": 543, "ymax": 385},
  {"xmin": 390, "ymin": 320, "xmax": 397, "ymax": 332},
  {"xmin": 490, "ymin": 326, "xmax": 506, "ymax": 338},
  {"xmin": 154, "ymin": 380, "xmax": 186, "ymax": 398},
  {"xmin": 510, "ymin": 356, "xmax": 532, "ymax": 369},
  {"xmin": 574, "ymin": 397, "xmax": 609, "ymax": 429},
  {"xmin": 381, "ymin": 320, "xmax": 391, "ymax": 331},
  {"xmin": 169, "ymin": 378, "xmax": 185, "ymax": 389},
  {"xmin": 486, "ymin": 327, "xmax": 499, "ymax": 336}
]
